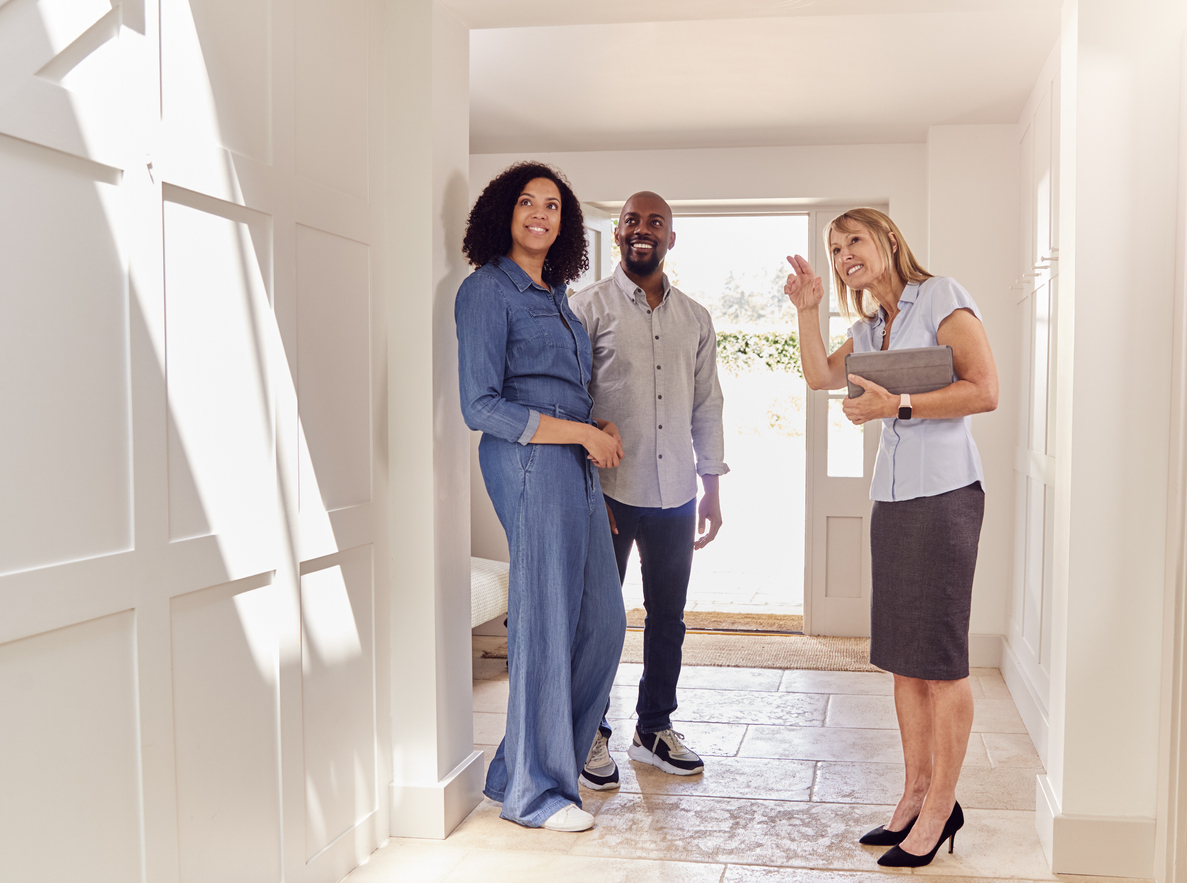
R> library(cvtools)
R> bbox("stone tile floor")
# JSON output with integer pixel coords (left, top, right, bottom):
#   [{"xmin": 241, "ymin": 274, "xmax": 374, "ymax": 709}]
[{"xmin": 346, "ymin": 657, "xmax": 1148, "ymax": 883}]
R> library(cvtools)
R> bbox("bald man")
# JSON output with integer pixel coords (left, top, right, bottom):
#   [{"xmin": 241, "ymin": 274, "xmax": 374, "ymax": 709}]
[{"xmin": 569, "ymin": 191, "xmax": 728, "ymax": 787}]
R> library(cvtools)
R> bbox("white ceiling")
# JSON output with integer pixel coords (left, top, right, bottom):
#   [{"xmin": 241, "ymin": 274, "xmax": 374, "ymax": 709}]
[{"xmin": 443, "ymin": 0, "xmax": 1062, "ymax": 155}]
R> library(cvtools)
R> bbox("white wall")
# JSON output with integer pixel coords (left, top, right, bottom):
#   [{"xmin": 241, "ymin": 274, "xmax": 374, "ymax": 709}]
[
  {"xmin": 1155, "ymin": 30, "xmax": 1187, "ymax": 883},
  {"xmin": 1038, "ymin": 0, "xmax": 1187, "ymax": 876},
  {"xmin": 926, "ymin": 125, "xmax": 1020, "ymax": 642},
  {"xmin": 385, "ymin": 0, "xmax": 484, "ymax": 838}
]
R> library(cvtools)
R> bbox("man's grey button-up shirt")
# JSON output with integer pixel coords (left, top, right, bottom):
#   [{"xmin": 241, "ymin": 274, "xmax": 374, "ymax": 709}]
[{"xmin": 570, "ymin": 264, "xmax": 729, "ymax": 510}]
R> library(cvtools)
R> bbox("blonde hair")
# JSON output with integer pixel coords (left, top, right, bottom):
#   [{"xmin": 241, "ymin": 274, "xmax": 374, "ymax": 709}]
[{"xmin": 825, "ymin": 208, "xmax": 932, "ymax": 321}]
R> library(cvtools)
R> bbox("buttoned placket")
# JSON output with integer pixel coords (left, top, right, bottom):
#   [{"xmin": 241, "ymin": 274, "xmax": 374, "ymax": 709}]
[
  {"xmin": 880, "ymin": 296, "xmax": 915, "ymax": 501},
  {"xmin": 638, "ymin": 288, "xmax": 669, "ymax": 508}
]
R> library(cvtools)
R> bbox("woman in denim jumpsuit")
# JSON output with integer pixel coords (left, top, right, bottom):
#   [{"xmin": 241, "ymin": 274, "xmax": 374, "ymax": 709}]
[{"xmin": 455, "ymin": 162, "xmax": 626, "ymax": 832}]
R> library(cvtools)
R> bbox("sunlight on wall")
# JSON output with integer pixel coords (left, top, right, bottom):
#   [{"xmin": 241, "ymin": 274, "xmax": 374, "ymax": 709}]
[
  {"xmin": 301, "ymin": 565, "xmax": 363, "ymax": 667},
  {"xmin": 231, "ymin": 585, "xmax": 281, "ymax": 687}
]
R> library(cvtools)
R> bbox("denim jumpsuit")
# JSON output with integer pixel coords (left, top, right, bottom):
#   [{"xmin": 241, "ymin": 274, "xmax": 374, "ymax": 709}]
[{"xmin": 455, "ymin": 256, "xmax": 626, "ymax": 827}]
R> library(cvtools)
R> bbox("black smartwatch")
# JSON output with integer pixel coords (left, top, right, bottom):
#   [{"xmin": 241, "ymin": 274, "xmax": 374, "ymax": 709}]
[{"xmin": 898, "ymin": 393, "xmax": 913, "ymax": 420}]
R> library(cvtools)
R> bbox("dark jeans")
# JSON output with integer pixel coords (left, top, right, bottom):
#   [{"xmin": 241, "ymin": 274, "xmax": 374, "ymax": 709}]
[{"xmin": 601, "ymin": 495, "xmax": 696, "ymax": 735}]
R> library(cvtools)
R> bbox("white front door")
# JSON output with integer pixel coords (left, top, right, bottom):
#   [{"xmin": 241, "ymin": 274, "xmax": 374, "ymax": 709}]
[{"xmin": 803, "ymin": 207, "xmax": 882, "ymax": 637}]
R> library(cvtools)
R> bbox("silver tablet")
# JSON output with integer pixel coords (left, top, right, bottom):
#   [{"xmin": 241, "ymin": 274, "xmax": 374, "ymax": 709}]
[{"xmin": 844, "ymin": 345, "xmax": 954, "ymax": 398}]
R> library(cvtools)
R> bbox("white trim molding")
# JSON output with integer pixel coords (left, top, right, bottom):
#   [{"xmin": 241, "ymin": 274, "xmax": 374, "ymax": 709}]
[
  {"xmin": 1037, "ymin": 776, "xmax": 1156, "ymax": 878},
  {"xmin": 390, "ymin": 749, "xmax": 485, "ymax": 839}
]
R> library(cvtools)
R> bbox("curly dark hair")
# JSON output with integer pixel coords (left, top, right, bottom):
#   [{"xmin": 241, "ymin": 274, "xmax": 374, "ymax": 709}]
[{"xmin": 462, "ymin": 161, "xmax": 588, "ymax": 286}]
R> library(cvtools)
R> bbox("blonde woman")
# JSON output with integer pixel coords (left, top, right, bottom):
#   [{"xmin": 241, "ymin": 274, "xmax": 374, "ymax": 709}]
[{"xmin": 784, "ymin": 208, "xmax": 998, "ymax": 868}]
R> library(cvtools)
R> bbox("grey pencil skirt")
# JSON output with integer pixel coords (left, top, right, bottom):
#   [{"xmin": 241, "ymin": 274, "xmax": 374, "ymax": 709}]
[{"xmin": 869, "ymin": 482, "xmax": 985, "ymax": 681}]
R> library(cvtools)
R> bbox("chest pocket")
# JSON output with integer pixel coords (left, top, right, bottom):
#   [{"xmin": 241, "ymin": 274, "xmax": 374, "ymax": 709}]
[{"xmin": 528, "ymin": 307, "xmax": 574, "ymax": 349}]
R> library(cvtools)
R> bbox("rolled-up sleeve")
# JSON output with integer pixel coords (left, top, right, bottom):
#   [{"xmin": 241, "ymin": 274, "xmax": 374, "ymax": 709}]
[
  {"xmin": 455, "ymin": 274, "xmax": 540, "ymax": 444},
  {"xmin": 691, "ymin": 312, "xmax": 729, "ymax": 477}
]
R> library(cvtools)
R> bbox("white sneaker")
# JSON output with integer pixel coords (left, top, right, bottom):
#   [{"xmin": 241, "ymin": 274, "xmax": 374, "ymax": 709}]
[
  {"xmin": 543, "ymin": 803, "xmax": 594, "ymax": 832},
  {"xmin": 579, "ymin": 731, "xmax": 620, "ymax": 790}
]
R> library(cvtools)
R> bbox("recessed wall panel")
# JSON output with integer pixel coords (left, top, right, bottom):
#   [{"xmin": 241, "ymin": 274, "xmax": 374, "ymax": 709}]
[
  {"xmin": 296, "ymin": 225, "xmax": 371, "ymax": 512},
  {"xmin": 164, "ymin": 200, "xmax": 275, "ymax": 557},
  {"xmin": 161, "ymin": 0, "xmax": 271, "ymax": 162},
  {"xmin": 825, "ymin": 516, "xmax": 862, "ymax": 599},
  {"xmin": 294, "ymin": 0, "xmax": 368, "ymax": 198},
  {"xmin": 0, "ymin": 137, "xmax": 131, "ymax": 576},
  {"xmin": 301, "ymin": 545, "xmax": 376, "ymax": 858},
  {"xmin": 0, "ymin": 612, "xmax": 141, "ymax": 882},
  {"xmin": 172, "ymin": 578, "xmax": 281, "ymax": 883}
]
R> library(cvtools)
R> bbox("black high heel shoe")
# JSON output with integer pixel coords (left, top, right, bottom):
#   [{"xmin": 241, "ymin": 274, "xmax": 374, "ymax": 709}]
[
  {"xmin": 877, "ymin": 801, "xmax": 964, "ymax": 867},
  {"xmin": 858, "ymin": 815, "xmax": 917, "ymax": 846}
]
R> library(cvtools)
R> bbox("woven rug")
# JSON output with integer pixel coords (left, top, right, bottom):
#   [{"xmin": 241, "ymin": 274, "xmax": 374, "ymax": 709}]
[
  {"xmin": 626, "ymin": 608, "xmax": 803, "ymax": 634},
  {"xmin": 480, "ymin": 630, "xmax": 881, "ymax": 672},
  {"xmin": 620, "ymin": 629, "xmax": 881, "ymax": 671}
]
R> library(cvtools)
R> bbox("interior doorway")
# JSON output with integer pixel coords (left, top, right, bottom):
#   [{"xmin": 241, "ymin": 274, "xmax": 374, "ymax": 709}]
[{"xmin": 618, "ymin": 213, "xmax": 810, "ymax": 624}]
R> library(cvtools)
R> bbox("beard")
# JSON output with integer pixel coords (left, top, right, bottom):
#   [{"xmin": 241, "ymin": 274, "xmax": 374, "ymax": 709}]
[{"xmin": 622, "ymin": 241, "xmax": 662, "ymax": 276}]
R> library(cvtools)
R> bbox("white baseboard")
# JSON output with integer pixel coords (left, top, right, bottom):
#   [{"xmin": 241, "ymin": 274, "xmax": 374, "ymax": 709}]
[
  {"xmin": 969, "ymin": 632, "xmax": 1003, "ymax": 668},
  {"xmin": 1036, "ymin": 774, "xmax": 1058, "ymax": 867},
  {"xmin": 1037, "ymin": 775, "xmax": 1157, "ymax": 877},
  {"xmin": 389, "ymin": 749, "xmax": 485, "ymax": 839},
  {"xmin": 1000, "ymin": 636, "xmax": 1050, "ymax": 769}
]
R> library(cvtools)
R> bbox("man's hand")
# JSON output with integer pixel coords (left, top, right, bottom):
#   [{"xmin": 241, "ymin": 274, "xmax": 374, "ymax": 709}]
[{"xmin": 694, "ymin": 475, "xmax": 722, "ymax": 550}]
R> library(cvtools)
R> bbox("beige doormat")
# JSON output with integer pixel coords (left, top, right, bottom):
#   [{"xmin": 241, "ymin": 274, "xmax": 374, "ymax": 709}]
[
  {"xmin": 479, "ymin": 630, "xmax": 882, "ymax": 672},
  {"xmin": 626, "ymin": 608, "xmax": 803, "ymax": 634},
  {"xmin": 621, "ymin": 629, "xmax": 881, "ymax": 671}
]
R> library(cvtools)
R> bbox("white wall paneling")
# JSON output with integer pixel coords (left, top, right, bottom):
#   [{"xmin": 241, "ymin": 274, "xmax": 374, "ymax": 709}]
[
  {"xmin": 294, "ymin": 0, "xmax": 369, "ymax": 199},
  {"xmin": 300, "ymin": 546, "xmax": 376, "ymax": 860},
  {"xmin": 296, "ymin": 224, "xmax": 372, "ymax": 516},
  {"xmin": 0, "ymin": 0, "xmax": 395, "ymax": 879},
  {"xmin": 0, "ymin": 611, "xmax": 142, "ymax": 883},
  {"xmin": 163, "ymin": 194, "xmax": 277, "ymax": 571},
  {"xmin": 161, "ymin": 0, "xmax": 272, "ymax": 163},
  {"xmin": 1004, "ymin": 47, "xmax": 1061, "ymax": 770},
  {"xmin": 0, "ymin": 133, "xmax": 131, "ymax": 576},
  {"xmin": 171, "ymin": 574, "xmax": 283, "ymax": 883}
]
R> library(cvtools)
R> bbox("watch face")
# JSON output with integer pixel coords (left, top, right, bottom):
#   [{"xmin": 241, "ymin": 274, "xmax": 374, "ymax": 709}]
[{"xmin": 898, "ymin": 407, "xmax": 912, "ymax": 420}]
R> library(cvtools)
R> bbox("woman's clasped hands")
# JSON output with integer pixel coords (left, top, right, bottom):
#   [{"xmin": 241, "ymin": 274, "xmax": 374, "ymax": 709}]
[{"xmin": 585, "ymin": 420, "xmax": 624, "ymax": 469}]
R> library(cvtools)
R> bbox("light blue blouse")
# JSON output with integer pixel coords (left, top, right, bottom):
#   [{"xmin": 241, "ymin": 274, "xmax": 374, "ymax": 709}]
[{"xmin": 846, "ymin": 276, "xmax": 985, "ymax": 503}]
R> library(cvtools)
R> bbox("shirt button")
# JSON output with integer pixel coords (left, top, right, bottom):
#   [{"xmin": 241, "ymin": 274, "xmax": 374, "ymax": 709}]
[
  {"xmin": 656, "ymin": 365, "xmax": 661, "ymax": 370},
  {"xmin": 658, "ymin": 454, "xmax": 663, "ymax": 459},
  {"xmin": 658, "ymin": 425, "xmax": 663, "ymax": 429},
  {"xmin": 655, "ymin": 335, "xmax": 659, "ymax": 340},
  {"xmin": 657, "ymin": 395, "xmax": 662, "ymax": 399}
]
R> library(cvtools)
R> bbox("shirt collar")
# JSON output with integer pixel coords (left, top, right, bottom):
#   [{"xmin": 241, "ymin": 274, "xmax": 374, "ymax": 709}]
[
  {"xmin": 612, "ymin": 262, "xmax": 672, "ymax": 305},
  {"xmin": 874, "ymin": 280, "xmax": 921, "ymax": 325},
  {"xmin": 897, "ymin": 280, "xmax": 922, "ymax": 306},
  {"xmin": 493, "ymin": 255, "xmax": 551, "ymax": 293}
]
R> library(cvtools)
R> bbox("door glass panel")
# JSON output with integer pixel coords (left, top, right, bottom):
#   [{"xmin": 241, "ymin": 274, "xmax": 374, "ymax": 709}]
[
  {"xmin": 827, "ymin": 398, "xmax": 864, "ymax": 477},
  {"xmin": 828, "ymin": 316, "xmax": 851, "ymax": 354}
]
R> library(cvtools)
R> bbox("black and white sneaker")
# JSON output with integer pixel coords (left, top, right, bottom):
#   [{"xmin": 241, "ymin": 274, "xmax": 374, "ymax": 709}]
[
  {"xmin": 628, "ymin": 727, "xmax": 704, "ymax": 776},
  {"xmin": 579, "ymin": 730, "xmax": 620, "ymax": 790}
]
